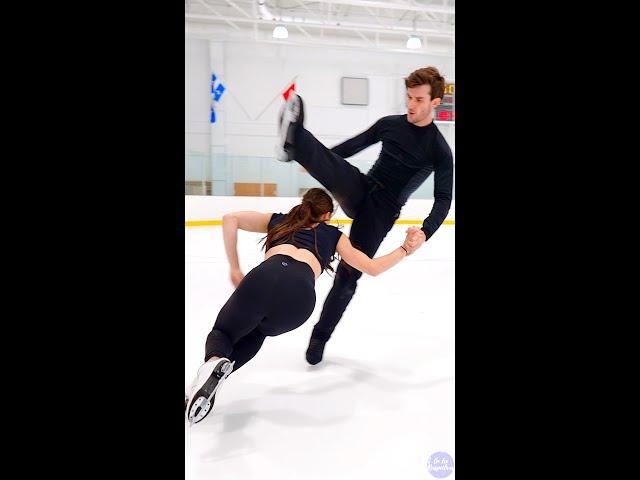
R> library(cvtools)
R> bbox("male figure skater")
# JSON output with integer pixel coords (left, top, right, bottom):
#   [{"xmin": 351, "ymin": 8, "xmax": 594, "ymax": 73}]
[{"xmin": 276, "ymin": 66, "xmax": 454, "ymax": 365}]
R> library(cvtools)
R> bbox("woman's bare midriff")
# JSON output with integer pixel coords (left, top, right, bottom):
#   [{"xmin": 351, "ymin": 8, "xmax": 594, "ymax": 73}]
[{"xmin": 265, "ymin": 244, "xmax": 322, "ymax": 279}]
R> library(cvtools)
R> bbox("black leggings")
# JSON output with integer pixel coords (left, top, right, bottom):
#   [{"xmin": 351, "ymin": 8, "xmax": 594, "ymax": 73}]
[
  {"xmin": 293, "ymin": 126, "xmax": 399, "ymax": 341},
  {"xmin": 205, "ymin": 255, "xmax": 316, "ymax": 371}
]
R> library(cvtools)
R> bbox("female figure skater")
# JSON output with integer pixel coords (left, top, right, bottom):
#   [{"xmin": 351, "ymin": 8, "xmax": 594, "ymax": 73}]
[{"xmin": 186, "ymin": 188, "xmax": 421, "ymax": 424}]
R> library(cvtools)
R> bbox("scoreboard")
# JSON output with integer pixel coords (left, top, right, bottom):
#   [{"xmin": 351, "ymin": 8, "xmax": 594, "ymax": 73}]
[{"xmin": 435, "ymin": 83, "xmax": 455, "ymax": 122}]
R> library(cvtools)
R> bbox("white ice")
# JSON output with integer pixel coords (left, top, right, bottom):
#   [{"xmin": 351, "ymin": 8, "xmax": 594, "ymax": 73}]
[{"xmin": 185, "ymin": 222, "xmax": 455, "ymax": 480}]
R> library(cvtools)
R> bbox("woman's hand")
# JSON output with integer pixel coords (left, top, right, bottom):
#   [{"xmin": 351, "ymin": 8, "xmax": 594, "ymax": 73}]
[
  {"xmin": 403, "ymin": 227, "xmax": 426, "ymax": 255},
  {"xmin": 230, "ymin": 268, "xmax": 245, "ymax": 288}
]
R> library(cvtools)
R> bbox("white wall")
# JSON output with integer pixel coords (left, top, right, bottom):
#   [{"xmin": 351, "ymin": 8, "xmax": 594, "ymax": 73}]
[
  {"xmin": 218, "ymin": 41, "xmax": 454, "ymax": 155},
  {"xmin": 185, "ymin": 37, "xmax": 212, "ymax": 180},
  {"xmin": 185, "ymin": 195, "xmax": 455, "ymax": 223}
]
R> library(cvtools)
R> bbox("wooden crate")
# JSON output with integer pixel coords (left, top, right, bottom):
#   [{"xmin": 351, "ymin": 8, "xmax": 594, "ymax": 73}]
[{"xmin": 234, "ymin": 183, "xmax": 277, "ymax": 197}]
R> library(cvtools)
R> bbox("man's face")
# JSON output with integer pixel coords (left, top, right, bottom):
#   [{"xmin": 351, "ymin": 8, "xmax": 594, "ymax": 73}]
[{"xmin": 406, "ymin": 84, "xmax": 441, "ymax": 126}]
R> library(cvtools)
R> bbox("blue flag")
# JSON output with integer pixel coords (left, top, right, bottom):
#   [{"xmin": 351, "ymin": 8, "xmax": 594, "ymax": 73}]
[
  {"xmin": 214, "ymin": 83, "xmax": 226, "ymax": 101},
  {"xmin": 210, "ymin": 72, "xmax": 225, "ymax": 124}
]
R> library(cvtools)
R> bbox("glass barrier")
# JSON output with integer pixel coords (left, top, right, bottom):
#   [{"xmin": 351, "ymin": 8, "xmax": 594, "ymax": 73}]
[{"xmin": 185, "ymin": 152, "xmax": 454, "ymax": 200}]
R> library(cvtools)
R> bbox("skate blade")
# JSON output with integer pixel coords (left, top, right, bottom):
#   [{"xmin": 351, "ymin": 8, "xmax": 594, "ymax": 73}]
[
  {"xmin": 187, "ymin": 396, "xmax": 213, "ymax": 424},
  {"xmin": 187, "ymin": 361, "xmax": 235, "ymax": 425}
]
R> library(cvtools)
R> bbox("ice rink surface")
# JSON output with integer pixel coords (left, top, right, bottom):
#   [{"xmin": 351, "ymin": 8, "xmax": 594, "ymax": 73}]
[{"xmin": 185, "ymin": 221, "xmax": 454, "ymax": 479}]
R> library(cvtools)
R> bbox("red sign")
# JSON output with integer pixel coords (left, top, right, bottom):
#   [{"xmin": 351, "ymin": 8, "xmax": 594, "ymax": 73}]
[{"xmin": 437, "ymin": 111, "xmax": 454, "ymax": 121}]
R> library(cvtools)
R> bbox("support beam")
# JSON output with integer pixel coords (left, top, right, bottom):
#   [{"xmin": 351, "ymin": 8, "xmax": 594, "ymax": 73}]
[
  {"xmin": 185, "ymin": 12, "xmax": 454, "ymax": 38},
  {"xmin": 222, "ymin": 0, "xmax": 252, "ymax": 19},
  {"xmin": 296, "ymin": 25, "xmax": 314, "ymax": 39},
  {"xmin": 301, "ymin": 0, "xmax": 454, "ymax": 16},
  {"xmin": 195, "ymin": 0, "xmax": 241, "ymax": 31},
  {"xmin": 355, "ymin": 30, "xmax": 375, "ymax": 46}
]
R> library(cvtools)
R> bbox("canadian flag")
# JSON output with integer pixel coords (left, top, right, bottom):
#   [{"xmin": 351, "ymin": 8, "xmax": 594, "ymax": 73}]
[{"xmin": 282, "ymin": 82, "xmax": 296, "ymax": 101}]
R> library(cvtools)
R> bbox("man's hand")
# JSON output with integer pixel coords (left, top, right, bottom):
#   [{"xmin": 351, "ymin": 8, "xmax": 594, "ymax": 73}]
[
  {"xmin": 230, "ymin": 268, "xmax": 245, "ymax": 288},
  {"xmin": 403, "ymin": 227, "xmax": 427, "ymax": 254}
]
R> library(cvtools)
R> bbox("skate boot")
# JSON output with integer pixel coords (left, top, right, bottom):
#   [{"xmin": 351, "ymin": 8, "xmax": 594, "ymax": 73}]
[
  {"xmin": 276, "ymin": 92, "xmax": 304, "ymax": 162},
  {"xmin": 305, "ymin": 338, "xmax": 328, "ymax": 365}
]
